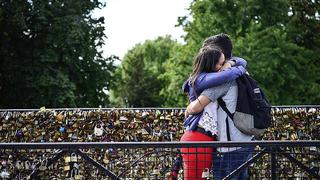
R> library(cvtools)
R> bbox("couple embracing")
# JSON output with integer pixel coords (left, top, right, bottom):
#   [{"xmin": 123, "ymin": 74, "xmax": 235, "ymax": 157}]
[{"xmin": 181, "ymin": 33, "xmax": 254, "ymax": 180}]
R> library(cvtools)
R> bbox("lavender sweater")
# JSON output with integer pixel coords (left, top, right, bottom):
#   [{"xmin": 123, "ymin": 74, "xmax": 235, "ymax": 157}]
[{"xmin": 182, "ymin": 57, "xmax": 247, "ymax": 130}]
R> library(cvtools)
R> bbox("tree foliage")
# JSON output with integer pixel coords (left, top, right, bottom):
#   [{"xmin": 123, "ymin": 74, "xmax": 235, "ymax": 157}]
[
  {"xmin": 0, "ymin": 0, "xmax": 116, "ymax": 108},
  {"xmin": 110, "ymin": 36, "xmax": 179, "ymax": 107},
  {"xmin": 164, "ymin": 0, "xmax": 320, "ymax": 106}
]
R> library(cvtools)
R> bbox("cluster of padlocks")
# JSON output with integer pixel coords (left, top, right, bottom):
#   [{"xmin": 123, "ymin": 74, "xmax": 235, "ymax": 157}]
[
  {"xmin": 0, "ymin": 107, "xmax": 319, "ymax": 179},
  {"xmin": 251, "ymin": 108, "xmax": 320, "ymax": 179},
  {"xmin": 0, "ymin": 108, "xmax": 185, "ymax": 179},
  {"xmin": 0, "ymin": 108, "xmax": 185, "ymax": 143}
]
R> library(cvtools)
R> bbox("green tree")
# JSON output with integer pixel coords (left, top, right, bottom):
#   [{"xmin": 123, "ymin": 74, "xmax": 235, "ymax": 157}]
[
  {"xmin": 235, "ymin": 26, "xmax": 319, "ymax": 104},
  {"xmin": 110, "ymin": 36, "xmax": 179, "ymax": 107},
  {"xmin": 167, "ymin": 0, "xmax": 320, "ymax": 105},
  {"xmin": 160, "ymin": 43, "xmax": 195, "ymax": 107},
  {"xmin": 0, "ymin": 0, "xmax": 116, "ymax": 108}
]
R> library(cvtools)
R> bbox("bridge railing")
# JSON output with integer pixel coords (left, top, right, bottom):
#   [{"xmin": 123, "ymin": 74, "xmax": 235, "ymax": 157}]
[{"xmin": 0, "ymin": 141, "xmax": 319, "ymax": 179}]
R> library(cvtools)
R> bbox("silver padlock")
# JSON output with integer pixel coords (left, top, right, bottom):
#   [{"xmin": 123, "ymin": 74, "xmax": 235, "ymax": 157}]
[
  {"xmin": 15, "ymin": 160, "xmax": 23, "ymax": 170},
  {"xmin": 24, "ymin": 161, "xmax": 30, "ymax": 170},
  {"xmin": 38, "ymin": 159, "xmax": 47, "ymax": 171},
  {"xmin": 201, "ymin": 168, "xmax": 210, "ymax": 178},
  {"xmin": 73, "ymin": 162, "xmax": 80, "ymax": 169},
  {"xmin": 94, "ymin": 124, "xmax": 104, "ymax": 137},
  {"xmin": 70, "ymin": 153, "xmax": 78, "ymax": 162}
]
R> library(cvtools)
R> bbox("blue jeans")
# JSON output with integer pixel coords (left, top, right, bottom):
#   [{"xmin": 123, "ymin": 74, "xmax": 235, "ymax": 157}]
[{"xmin": 212, "ymin": 147, "xmax": 254, "ymax": 180}]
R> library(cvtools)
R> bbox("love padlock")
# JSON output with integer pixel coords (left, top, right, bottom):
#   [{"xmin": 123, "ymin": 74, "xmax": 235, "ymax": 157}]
[
  {"xmin": 70, "ymin": 153, "xmax": 78, "ymax": 162},
  {"xmin": 73, "ymin": 162, "xmax": 79, "ymax": 169},
  {"xmin": 38, "ymin": 159, "xmax": 47, "ymax": 171},
  {"xmin": 94, "ymin": 124, "xmax": 104, "ymax": 137},
  {"xmin": 15, "ymin": 160, "xmax": 23, "ymax": 170},
  {"xmin": 25, "ymin": 160, "xmax": 31, "ymax": 170},
  {"xmin": 64, "ymin": 165, "xmax": 70, "ymax": 171},
  {"xmin": 64, "ymin": 155, "xmax": 71, "ymax": 163},
  {"xmin": 55, "ymin": 112, "xmax": 64, "ymax": 123},
  {"xmin": 201, "ymin": 168, "xmax": 210, "ymax": 179},
  {"xmin": 75, "ymin": 174, "xmax": 83, "ymax": 180}
]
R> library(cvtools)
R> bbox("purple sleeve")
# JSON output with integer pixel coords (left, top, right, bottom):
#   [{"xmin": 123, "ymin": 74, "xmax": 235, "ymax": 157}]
[
  {"xmin": 194, "ymin": 66, "xmax": 246, "ymax": 92},
  {"xmin": 232, "ymin": 56, "xmax": 247, "ymax": 67}
]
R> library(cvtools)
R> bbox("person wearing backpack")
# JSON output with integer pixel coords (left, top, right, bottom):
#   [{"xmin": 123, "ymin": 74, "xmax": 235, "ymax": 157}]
[
  {"xmin": 186, "ymin": 79, "xmax": 255, "ymax": 180},
  {"xmin": 184, "ymin": 34, "xmax": 271, "ymax": 179},
  {"xmin": 178, "ymin": 35, "xmax": 249, "ymax": 179},
  {"xmin": 179, "ymin": 46, "xmax": 247, "ymax": 180},
  {"xmin": 167, "ymin": 33, "xmax": 247, "ymax": 180}
]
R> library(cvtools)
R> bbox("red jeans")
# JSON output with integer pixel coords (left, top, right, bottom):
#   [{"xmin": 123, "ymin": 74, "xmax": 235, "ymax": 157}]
[{"xmin": 180, "ymin": 131, "xmax": 215, "ymax": 180}]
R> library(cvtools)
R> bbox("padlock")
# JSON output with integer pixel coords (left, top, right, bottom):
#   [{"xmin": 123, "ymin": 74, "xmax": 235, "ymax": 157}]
[
  {"xmin": 64, "ymin": 165, "xmax": 70, "ymax": 171},
  {"xmin": 73, "ymin": 162, "xmax": 80, "ymax": 169},
  {"xmin": 65, "ymin": 156, "xmax": 71, "ymax": 163},
  {"xmin": 142, "ymin": 111, "xmax": 148, "ymax": 118},
  {"xmin": 94, "ymin": 124, "xmax": 104, "ymax": 137},
  {"xmin": 25, "ymin": 160, "xmax": 31, "ymax": 170},
  {"xmin": 71, "ymin": 153, "xmax": 78, "ymax": 162},
  {"xmin": 75, "ymin": 174, "xmax": 83, "ymax": 180},
  {"xmin": 38, "ymin": 159, "xmax": 47, "ymax": 171},
  {"xmin": 141, "ymin": 129, "xmax": 149, "ymax": 135},
  {"xmin": 201, "ymin": 168, "xmax": 210, "ymax": 178},
  {"xmin": 55, "ymin": 112, "xmax": 64, "ymax": 122},
  {"xmin": 119, "ymin": 116, "xmax": 128, "ymax": 121},
  {"xmin": 15, "ymin": 160, "xmax": 23, "ymax": 170}
]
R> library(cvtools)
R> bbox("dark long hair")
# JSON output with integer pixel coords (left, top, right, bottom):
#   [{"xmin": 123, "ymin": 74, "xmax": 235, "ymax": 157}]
[{"xmin": 190, "ymin": 46, "xmax": 223, "ymax": 94}]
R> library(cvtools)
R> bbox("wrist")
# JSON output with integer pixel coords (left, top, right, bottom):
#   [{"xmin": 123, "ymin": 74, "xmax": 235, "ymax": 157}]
[{"xmin": 227, "ymin": 60, "xmax": 236, "ymax": 66}]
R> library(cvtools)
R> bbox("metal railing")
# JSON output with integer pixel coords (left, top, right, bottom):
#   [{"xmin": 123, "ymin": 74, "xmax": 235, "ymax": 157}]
[{"xmin": 0, "ymin": 141, "xmax": 319, "ymax": 179}]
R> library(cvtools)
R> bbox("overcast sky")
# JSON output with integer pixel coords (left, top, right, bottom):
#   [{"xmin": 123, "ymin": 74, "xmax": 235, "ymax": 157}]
[{"xmin": 93, "ymin": 0, "xmax": 192, "ymax": 59}]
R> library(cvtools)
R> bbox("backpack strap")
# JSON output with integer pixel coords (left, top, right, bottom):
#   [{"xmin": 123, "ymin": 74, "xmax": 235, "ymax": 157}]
[
  {"xmin": 217, "ymin": 98, "xmax": 234, "ymax": 120},
  {"xmin": 217, "ymin": 98, "xmax": 233, "ymax": 141}
]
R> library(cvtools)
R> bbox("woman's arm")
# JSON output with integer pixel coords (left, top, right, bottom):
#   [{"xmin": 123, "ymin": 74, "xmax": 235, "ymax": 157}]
[
  {"xmin": 185, "ymin": 95, "xmax": 210, "ymax": 117},
  {"xmin": 231, "ymin": 56, "xmax": 247, "ymax": 67},
  {"xmin": 182, "ymin": 57, "xmax": 247, "ymax": 94},
  {"xmin": 195, "ymin": 66, "xmax": 246, "ymax": 92},
  {"xmin": 220, "ymin": 57, "xmax": 247, "ymax": 71}
]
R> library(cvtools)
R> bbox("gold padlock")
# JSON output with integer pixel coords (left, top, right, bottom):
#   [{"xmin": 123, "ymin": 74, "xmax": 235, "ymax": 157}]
[
  {"xmin": 55, "ymin": 113, "xmax": 64, "ymax": 122},
  {"xmin": 64, "ymin": 156, "xmax": 71, "ymax": 163},
  {"xmin": 75, "ymin": 175, "xmax": 83, "ymax": 180},
  {"xmin": 64, "ymin": 165, "xmax": 70, "ymax": 171}
]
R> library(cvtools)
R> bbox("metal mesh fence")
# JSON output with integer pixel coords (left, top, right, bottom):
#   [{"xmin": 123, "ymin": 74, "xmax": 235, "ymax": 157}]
[{"xmin": 0, "ymin": 141, "xmax": 319, "ymax": 179}]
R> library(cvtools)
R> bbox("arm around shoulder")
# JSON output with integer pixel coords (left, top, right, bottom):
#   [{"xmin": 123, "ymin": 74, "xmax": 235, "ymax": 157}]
[
  {"xmin": 199, "ymin": 66, "xmax": 246, "ymax": 90},
  {"xmin": 231, "ymin": 56, "xmax": 247, "ymax": 67}
]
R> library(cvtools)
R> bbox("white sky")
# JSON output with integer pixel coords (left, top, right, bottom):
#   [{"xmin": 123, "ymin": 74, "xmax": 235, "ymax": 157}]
[{"xmin": 93, "ymin": 0, "xmax": 192, "ymax": 59}]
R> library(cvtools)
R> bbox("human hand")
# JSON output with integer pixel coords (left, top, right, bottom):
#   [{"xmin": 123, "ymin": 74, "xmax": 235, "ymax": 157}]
[
  {"xmin": 220, "ymin": 61, "xmax": 232, "ymax": 71},
  {"xmin": 184, "ymin": 109, "xmax": 189, "ymax": 119}
]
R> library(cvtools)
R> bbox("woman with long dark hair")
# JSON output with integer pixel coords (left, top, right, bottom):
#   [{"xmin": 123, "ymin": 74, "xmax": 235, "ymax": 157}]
[{"xmin": 180, "ymin": 46, "xmax": 246, "ymax": 179}]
